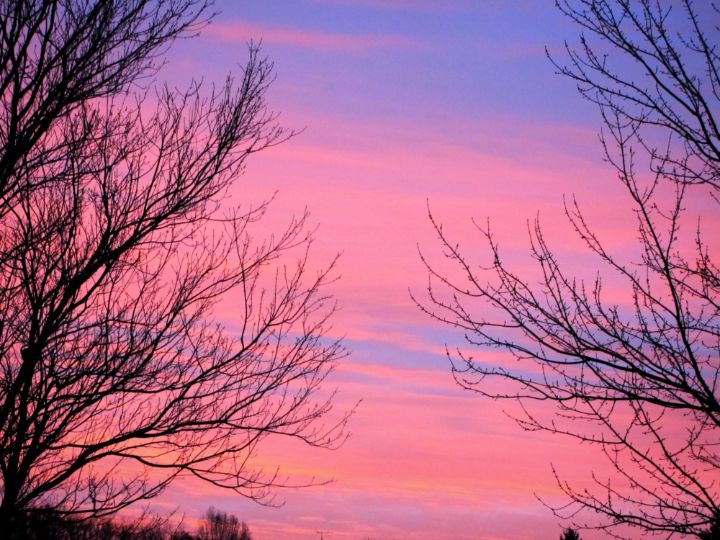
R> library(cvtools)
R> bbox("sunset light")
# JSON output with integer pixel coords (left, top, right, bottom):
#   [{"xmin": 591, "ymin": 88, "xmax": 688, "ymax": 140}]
[{"xmin": 1, "ymin": 1, "xmax": 718, "ymax": 540}]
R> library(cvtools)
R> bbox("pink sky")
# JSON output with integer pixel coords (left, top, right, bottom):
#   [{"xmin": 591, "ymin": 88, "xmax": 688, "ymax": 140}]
[{"xmin": 127, "ymin": 2, "xmax": 713, "ymax": 538}]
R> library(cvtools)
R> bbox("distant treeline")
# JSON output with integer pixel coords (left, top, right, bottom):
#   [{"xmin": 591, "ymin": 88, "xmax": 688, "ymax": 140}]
[{"xmin": 11, "ymin": 506, "xmax": 251, "ymax": 540}]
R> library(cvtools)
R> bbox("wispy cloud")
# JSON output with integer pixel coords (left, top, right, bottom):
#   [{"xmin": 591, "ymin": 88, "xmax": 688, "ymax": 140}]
[
  {"xmin": 207, "ymin": 21, "xmax": 421, "ymax": 52},
  {"xmin": 308, "ymin": 0, "xmax": 470, "ymax": 12}
]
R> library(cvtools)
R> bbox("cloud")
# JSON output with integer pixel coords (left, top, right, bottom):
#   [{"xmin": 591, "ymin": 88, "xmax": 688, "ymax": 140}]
[
  {"xmin": 207, "ymin": 21, "xmax": 421, "ymax": 52},
  {"xmin": 308, "ymin": 0, "xmax": 471, "ymax": 12}
]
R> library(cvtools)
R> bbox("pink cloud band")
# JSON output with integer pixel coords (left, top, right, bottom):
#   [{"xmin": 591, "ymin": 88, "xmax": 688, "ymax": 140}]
[{"xmin": 207, "ymin": 21, "xmax": 421, "ymax": 52}]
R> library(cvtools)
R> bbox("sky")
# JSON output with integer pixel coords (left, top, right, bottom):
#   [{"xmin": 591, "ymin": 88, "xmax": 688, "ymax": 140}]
[{"xmin": 144, "ymin": 1, "xmax": 651, "ymax": 538}]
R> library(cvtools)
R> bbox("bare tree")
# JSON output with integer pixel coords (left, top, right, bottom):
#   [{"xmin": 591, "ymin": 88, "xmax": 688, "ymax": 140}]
[
  {"xmin": 552, "ymin": 0, "xmax": 720, "ymax": 186},
  {"xmin": 197, "ymin": 507, "xmax": 250, "ymax": 540},
  {"xmin": 417, "ymin": 1, "xmax": 720, "ymax": 537},
  {"xmin": 0, "ymin": 1, "xmax": 347, "ymax": 536}
]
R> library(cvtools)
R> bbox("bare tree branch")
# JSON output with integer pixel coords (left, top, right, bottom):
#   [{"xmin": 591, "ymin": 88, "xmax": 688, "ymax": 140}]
[
  {"xmin": 0, "ymin": 2, "xmax": 348, "ymax": 537},
  {"xmin": 417, "ymin": 1, "xmax": 720, "ymax": 537}
]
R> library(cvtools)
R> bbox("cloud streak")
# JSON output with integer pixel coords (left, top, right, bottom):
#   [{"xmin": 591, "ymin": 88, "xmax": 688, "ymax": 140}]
[
  {"xmin": 308, "ymin": 0, "xmax": 469, "ymax": 11},
  {"xmin": 207, "ymin": 21, "xmax": 421, "ymax": 52}
]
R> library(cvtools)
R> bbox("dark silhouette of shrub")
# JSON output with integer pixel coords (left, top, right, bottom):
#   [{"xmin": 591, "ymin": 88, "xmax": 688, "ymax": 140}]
[
  {"xmin": 6, "ymin": 509, "xmax": 217, "ymax": 540},
  {"xmin": 560, "ymin": 528, "xmax": 581, "ymax": 540}
]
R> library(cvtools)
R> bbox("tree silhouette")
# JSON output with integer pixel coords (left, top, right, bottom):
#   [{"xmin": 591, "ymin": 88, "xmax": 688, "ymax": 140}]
[
  {"xmin": 198, "ymin": 507, "xmax": 251, "ymax": 540},
  {"xmin": 13, "ymin": 508, "xmax": 173, "ymax": 540},
  {"xmin": 417, "ymin": 0, "xmax": 720, "ymax": 536},
  {"xmin": 560, "ymin": 528, "xmax": 581, "ymax": 540},
  {"xmin": 0, "ymin": 1, "xmax": 347, "ymax": 536},
  {"xmin": 700, "ymin": 513, "xmax": 720, "ymax": 540}
]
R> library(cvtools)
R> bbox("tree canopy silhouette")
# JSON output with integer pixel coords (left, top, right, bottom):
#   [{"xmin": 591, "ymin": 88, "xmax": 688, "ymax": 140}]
[
  {"xmin": 417, "ymin": 0, "xmax": 720, "ymax": 536},
  {"xmin": 0, "ymin": 1, "xmax": 346, "ymax": 535},
  {"xmin": 198, "ymin": 507, "xmax": 251, "ymax": 540},
  {"xmin": 700, "ymin": 513, "xmax": 720, "ymax": 540},
  {"xmin": 560, "ymin": 528, "xmax": 581, "ymax": 540}
]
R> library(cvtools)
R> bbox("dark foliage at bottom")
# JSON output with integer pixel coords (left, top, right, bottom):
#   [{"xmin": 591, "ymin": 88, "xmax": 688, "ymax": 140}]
[
  {"xmin": 560, "ymin": 528, "xmax": 581, "ymax": 540},
  {"xmin": 7, "ymin": 507, "xmax": 251, "ymax": 540}
]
